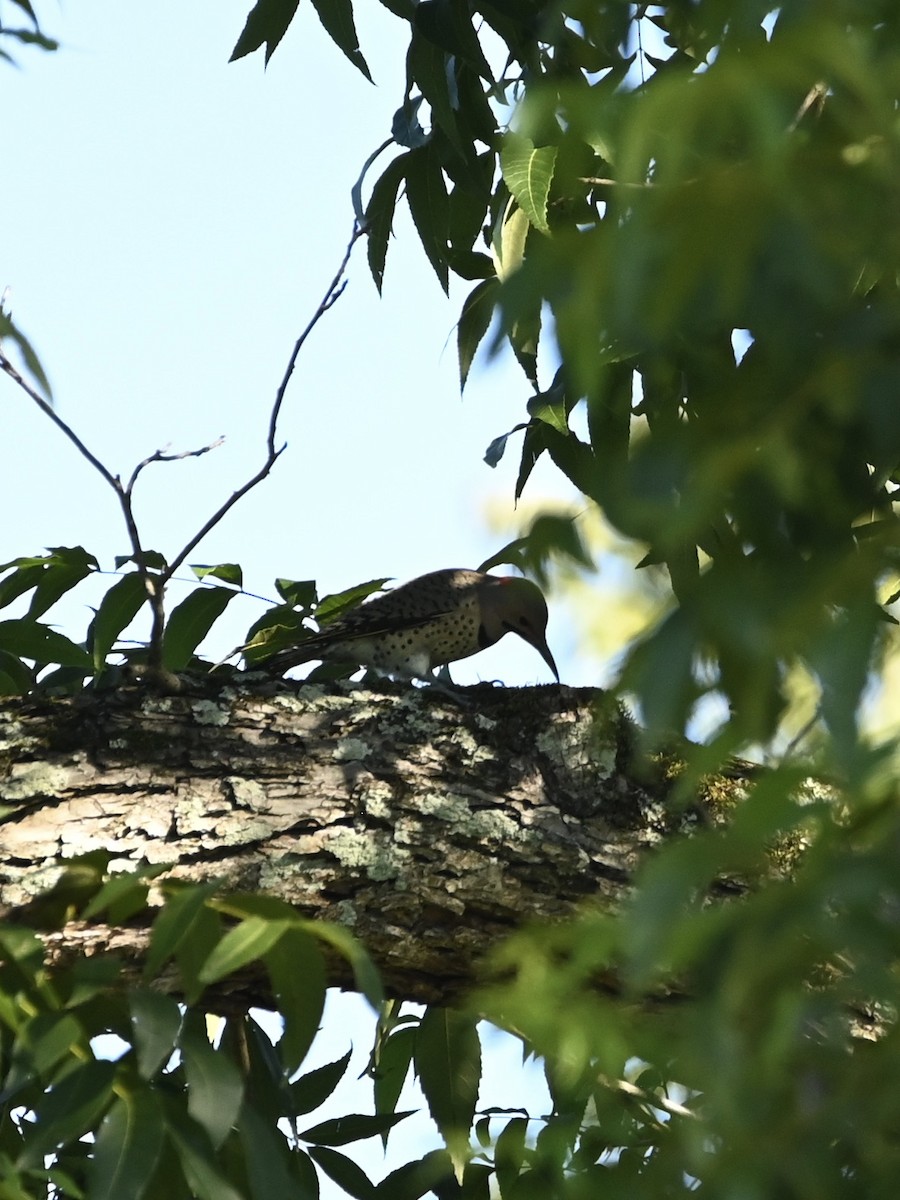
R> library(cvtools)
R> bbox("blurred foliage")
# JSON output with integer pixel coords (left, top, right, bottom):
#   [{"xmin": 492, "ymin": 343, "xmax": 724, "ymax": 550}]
[
  {"xmin": 236, "ymin": 1, "xmax": 900, "ymax": 1196},
  {"xmin": 5, "ymin": 3, "xmax": 900, "ymax": 1198},
  {"xmin": 0, "ymin": 856, "xmax": 462, "ymax": 1200},
  {"xmin": 0, "ymin": 1, "xmax": 56, "ymax": 65}
]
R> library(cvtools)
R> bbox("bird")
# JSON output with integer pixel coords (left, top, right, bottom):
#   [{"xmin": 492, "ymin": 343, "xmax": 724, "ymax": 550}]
[{"xmin": 256, "ymin": 568, "xmax": 559, "ymax": 683}]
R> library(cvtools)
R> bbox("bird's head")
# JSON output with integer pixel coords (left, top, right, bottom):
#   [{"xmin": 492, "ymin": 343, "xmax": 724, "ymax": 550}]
[{"xmin": 480, "ymin": 575, "xmax": 559, "ymax": 682}]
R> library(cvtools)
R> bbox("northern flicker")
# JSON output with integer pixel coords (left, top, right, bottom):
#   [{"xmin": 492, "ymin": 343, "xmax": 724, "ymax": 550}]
[{"xmin": 258, "ymin": 568, "xmax": 559, "ymax": 682}]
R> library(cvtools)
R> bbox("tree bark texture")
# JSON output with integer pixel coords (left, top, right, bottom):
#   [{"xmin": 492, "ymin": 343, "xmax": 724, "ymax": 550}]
[{"xmin": 0, "ymin": 681, "xmax": 733, "ymax": 1004}]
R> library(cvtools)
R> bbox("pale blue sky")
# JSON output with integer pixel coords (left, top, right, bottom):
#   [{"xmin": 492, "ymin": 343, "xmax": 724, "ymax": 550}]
[{"xmin": 4, "ymin": 0, "xmax": 588, "ymax": 687}]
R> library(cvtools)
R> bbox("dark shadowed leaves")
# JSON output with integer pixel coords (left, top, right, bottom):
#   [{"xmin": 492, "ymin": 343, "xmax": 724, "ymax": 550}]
[{"xmin": 230, "ymin": 0, "xmax": 300, "ymax": 64}]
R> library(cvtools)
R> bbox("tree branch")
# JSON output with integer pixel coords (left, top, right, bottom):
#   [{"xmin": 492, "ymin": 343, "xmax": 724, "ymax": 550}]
[
  {"xmin": 1, "ymin": 221, "xmax": 362, "ymax": 674},
  {"xmin": 164, "ymin": 220, "xmax": 363, "ymax": 583}
]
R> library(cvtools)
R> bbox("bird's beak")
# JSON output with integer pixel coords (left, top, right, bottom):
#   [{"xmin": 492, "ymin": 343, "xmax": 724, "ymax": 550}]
[{"xmin": 535, "ymin": 637, "xmax": 560, "ymax": 683}]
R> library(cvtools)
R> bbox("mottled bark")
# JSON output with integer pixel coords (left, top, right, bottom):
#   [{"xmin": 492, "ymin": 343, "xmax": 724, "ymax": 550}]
[{"xmin": 0, "ymin": 680, "xmax": 737, "ymax": 1005}]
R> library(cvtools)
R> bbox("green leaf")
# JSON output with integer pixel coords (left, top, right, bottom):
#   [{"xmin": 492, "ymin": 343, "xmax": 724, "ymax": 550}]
[
  {"xmin": 161, "ymin": 586, "xmax": 235, "ymax": 670},
  {"xmin": 494, "ymin": 1117, "xmax": 528, "ymax": 1199},
  {"xmin": 0, "ymin": 649, "xmax": 33, "ymax": 695},
  {"xmin": 115, "ymin": 550, "xmax": 167, "ymax": 572},
  {"xmin": 166, "ymin": 1110, "xmax": 244, "ymax": 1200},
  {"xmin": 129, "ymin": 988, "xmax": 182, "ymax": 1080},
  {"xmin": 491, "ymin": 202, "xmax": 530, "ymax": 281},
  {"xmin": 191, "ymin": 563, "xmax": 243, "ymax": 588},
  {"xmin": 365, "ymin": 154, "xmax": 410, "ymax": 294},
  {"xmin": 88, "ymin": 573, "xmax": 149, "ymax": 671},
  {"xmin": 241, "ymin": 605, "xmax": 311, "ymax": 664},
  {"xmin": 314, "ymin": 578, "xmax": 391, "ymax": 626},
  {"xmin": 145, "ymin": 882, "xmax": 219, "ymax": 979},
  {"xmin": 0, "ymin": 561, "xmax": 46, "ymax": 610},
  {"xmin": 414, "ymin": 0, "xmax": 494, "ymax": 81},
  {"xmin": 88, "ymin": 1087, "xmax": 165, "ymax": 1200},
  {"xmin": 0, "ymin": 309, "xmax": 53, "ymax": 401},
  {"xmin": 82, "ymin": 866, "xmax": 163, "ymax": 924},
  {"xmin": 308, "ymin": 1146, "xmax": 376, "ymax": 1199},
  {"xmin": 458, "ymin": 278, "xmax": 499, "ymax": 391},
  {"xmin": 180, "ymin": 1013, "xmax": 244, "ymax": 1149},
  {"xmin": 230, "ymin": 0, "xmax": 299, "ymax": 64},
  {"xmin": 500, "ymin": 133, "xmax": 558, "ymax": 235},
  {"xmin": 3, "ymin": 1012, "xmax": 84, "ymax": 1100},
  {"xmin": 526, "ymin": 391, "xmax": 569, "ymax": 436},
  {"xmin": 198, "ymin": 916, "xmax": 291, "ymax": 985},
  {"xmin": 407, "ymin": 30, "xmax": 464, "ymax": 157},
  {"xmin": 292, "ymin": 1048, "xmax": 353, "ymax": 1116},
  {"xmin": 236, "ymin": 1014, "xmax": 296, "ymax": 1128},
  {"xmin": 24, "ymin": 546, "xmax": 98, "ymax": 619},
  {"xmin": 300, "ymin": 1111, "xmax": 415, "ymax": 1146},
  {"xmin": 275, "ymin": 577, "xmax": 317, "ymax": 609},
  {"xmin": 309, "ymin": 0, "xmax": 371, "ymax": 80},
  {"xmin": 306, "ymin": 922, "xmax": 384, "ymax": 1008},
  {"xmin": 0, "ymin": 619, "xmax": 91, "ymax": 669},
  {"xmin": 237, "ymin": 1099, "xmax": 306, "ymax": 1200},
  {"xmin": 295, "ymin": 1147, "xmax": 321, "ymax": 1199},
  {"xmin": 374, "ymin": 1150, "xmax": 454, "ymax": 1200},
  {"xmin": 17, "ymin": 1059, "xmax": 116, "ymax": 1168},
  {"xmin": 405, "ymin": 142, "xmax": 450, "ymax": 292},
  {"xmin": 414, "ymin": 1007, "xmax": 481, "ymax": 1175},
  {"xmin": 264, "ymin": 926, "xmax": 326, "ymax": 1076},
  {"xmin": 373, "ymin": 1025, "xmax": 416, "ymax": 1138},
  {"xmin": 392, "ymin": 98, "xmax": 428, "ymax": 149}
]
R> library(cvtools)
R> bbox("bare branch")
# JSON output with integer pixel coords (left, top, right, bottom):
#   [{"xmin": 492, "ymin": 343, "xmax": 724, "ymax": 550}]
[
  {"xmin": 165, "ymin": 221, "xmax": 362, "ymax": 583},
  {"xmin": 0, "ymin": 351, "xmax": 119, "ymax": 491},
  {"xmin": 2, "ymin": 220, "xmax": 361, "ymax": 676},
  {"xmin": 125, "ymin": 436, "xmax": 226, "ymax": 495},
  {"xmin": 267, "ymin": 222, "xmax": 364, "ymax": 459}
]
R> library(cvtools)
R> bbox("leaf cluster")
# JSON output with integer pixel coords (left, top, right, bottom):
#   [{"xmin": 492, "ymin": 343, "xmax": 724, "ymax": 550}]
[
  {"xmin": 0, "ymin": 1, "xmax": 56, "ymax": 65},
  {"xmin": 0, "ymin": 857, "xmax": 426, "ymax": 1199},
  {"xmin": 241, "ymin": 0, "xmax": 900, "ymax": 759}
]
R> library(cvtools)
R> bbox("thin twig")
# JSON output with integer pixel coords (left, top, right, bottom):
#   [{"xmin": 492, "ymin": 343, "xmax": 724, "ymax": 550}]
[
  {"xmin": 0, "ymin": 347, "xmax": 159, "ymax": 647},
  {"xmin": 1, "ymin": 219, "xmax": 362, "ymax": 676},
  {"xmin": 166, "ymin": 221, "xmax": 362, "ymax": 583},
  {"xmin": 266, "ymin": 221, "xmax": 364, "ymax": 459},
  {"xmin": 0, "ymin": 353, "xmax": 119, "ymax": 490},
  {"xmin": 125, "ymin": 436, "xmax": 226, "ymax": 495}
]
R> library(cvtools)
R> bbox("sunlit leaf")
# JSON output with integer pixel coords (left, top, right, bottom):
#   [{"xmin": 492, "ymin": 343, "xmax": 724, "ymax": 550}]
[
  {"xmin": 191, "ymin": 563, "xmax": 243, "ymax": 588},
  {"xmin": 500, "ymin": 133, "xmax": 558, "ymax": 235},
  {"xmin": 314, "ymin": 578, "xmax": 391, "ymax": 626},
  {"xmin": 88, "ymin": 573, "xmax": 149, "ymax": 671},
  {"xmin": 161, "ymin": 586, "xmax": 235, "ymax": 670},
  {"xmin": 198, "ymin": 916, "xmax": 291, "ymax": 985}
]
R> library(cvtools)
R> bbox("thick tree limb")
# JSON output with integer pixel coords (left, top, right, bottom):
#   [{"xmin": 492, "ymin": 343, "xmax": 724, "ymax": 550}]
[{"xmin": 0, "ymin": 682, "xmax": 738, "ymax": 1005}]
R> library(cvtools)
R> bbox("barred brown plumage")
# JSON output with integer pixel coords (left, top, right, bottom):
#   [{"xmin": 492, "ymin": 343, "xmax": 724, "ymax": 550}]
[{"xmin": 257, "ymin": 568, "xmax": 558, "ymax": 682}]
